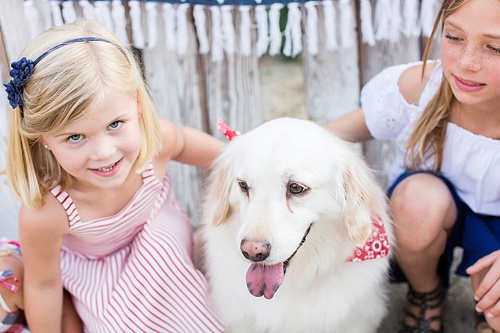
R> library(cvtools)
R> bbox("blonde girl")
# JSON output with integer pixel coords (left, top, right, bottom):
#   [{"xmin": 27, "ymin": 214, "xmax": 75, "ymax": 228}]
[
  {"xmin": 327, "ymin": 0, "xmax": 500, "ymax": 332},
  {"xmin": 5, "ymin": 19, "xmax": 224, "ymax": 332}
]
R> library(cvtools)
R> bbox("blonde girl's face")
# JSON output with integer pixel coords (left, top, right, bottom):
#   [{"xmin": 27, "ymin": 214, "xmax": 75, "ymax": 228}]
[
  {"xmin": 440, "ymin": 0, "xmax": 500, "ymax": 108},
  {"xmin": 42, "ymin": 93, "xmax": 142, "ymax": 191}
]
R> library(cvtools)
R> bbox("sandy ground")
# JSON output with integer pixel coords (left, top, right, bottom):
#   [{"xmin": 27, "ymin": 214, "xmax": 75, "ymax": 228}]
[{"xmin": 260, "ymin": 55, "xmax": 477, "ymax": 333}]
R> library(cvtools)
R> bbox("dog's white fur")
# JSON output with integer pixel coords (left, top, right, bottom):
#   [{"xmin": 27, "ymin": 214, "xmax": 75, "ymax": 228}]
[{"xmin": 196, "ymin": 118, "xmax": 394, "ymax": 333}]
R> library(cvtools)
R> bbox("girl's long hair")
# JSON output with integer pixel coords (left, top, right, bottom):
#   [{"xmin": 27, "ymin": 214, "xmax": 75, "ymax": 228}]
[{"xmin": 405, "ymin": 0, "xmax": 466, "ymax": 171}]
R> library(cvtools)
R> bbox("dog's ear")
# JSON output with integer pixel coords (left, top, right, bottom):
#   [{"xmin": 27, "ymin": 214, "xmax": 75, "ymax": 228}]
[
  {"xmin": 341, "ymin": 157, "xmax": 383, "ymax": 247},
  {"xmin": 204, "ymin": 150, "xmax": 234, "ymax": 226}
]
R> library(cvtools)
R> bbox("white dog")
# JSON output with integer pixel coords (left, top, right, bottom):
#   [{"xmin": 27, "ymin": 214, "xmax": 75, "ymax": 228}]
[{"xmin": 196, "ymin": 118, "xmax": 394, "ymax": 333}]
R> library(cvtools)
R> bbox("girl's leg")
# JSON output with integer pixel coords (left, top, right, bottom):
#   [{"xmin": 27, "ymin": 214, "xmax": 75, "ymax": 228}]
[
  {"xmin": 62, "ymin": 289, "xmax": 83, "ymax": 333},
  {"xmin": 391, "ymin": 173, "xmax": 457, "ymax": 332}
]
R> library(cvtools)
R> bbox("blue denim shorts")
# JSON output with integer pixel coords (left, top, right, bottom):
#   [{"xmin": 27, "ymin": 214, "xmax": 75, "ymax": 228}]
[{"xmin": 388, "ymin": 171, "xmax": 500, "ymax": 286}]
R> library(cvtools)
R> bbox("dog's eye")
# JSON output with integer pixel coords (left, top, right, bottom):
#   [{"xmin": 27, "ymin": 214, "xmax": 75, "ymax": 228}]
[
  {"xmin": 237, "ymin": 180, "xmax": 249, "ymax": 193},
  {"xmin": 288, "ymin": 182, "xmax": 307, "ymax": 195}
]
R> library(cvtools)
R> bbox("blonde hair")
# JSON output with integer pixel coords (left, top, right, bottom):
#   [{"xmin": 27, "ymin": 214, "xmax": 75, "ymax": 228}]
[
  {"xmin": 7, "ymin": 19, "xmax": 161, "ymax": 209},
  {"xmin": 405, "ymin": 0, "xmax": 468, "ymax": 171}
]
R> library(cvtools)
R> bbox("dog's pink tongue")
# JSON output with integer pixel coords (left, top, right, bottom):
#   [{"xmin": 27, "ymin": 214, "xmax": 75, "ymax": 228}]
[{"xmin": 246, "ymin": 263, "xmax": 284, "ymax": 299}]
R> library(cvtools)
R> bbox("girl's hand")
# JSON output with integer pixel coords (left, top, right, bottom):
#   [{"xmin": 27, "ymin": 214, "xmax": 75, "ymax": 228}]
[{"xmin": 467, "ymin": 250, "xmax": 500, "ymax": 318}]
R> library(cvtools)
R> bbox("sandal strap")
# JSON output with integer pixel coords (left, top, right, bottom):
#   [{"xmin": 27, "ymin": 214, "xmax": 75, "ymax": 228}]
[{"xmin": 398, "ymin": 283, "xmax": 446, "ymax": 333}]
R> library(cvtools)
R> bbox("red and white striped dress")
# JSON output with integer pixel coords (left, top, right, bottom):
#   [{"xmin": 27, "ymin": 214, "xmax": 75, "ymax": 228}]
[{"xmin": 50, "ymin": 164, "xmax": 223, "ymax": 333}]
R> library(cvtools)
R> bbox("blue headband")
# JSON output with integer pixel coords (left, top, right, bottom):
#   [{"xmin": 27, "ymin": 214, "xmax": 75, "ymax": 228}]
[{"xmin": 3, "ymin": 37, "xmax": 125, "ymax": 113}]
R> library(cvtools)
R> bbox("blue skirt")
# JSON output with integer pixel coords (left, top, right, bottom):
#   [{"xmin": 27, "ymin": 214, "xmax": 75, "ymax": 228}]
[{"xmin": 388, "ymin": 171, "xmax": 500, "ymax": 286}]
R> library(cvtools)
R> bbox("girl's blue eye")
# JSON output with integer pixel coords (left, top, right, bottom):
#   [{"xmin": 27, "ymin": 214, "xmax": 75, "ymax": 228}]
[
  {"xmin": 68, "ymin": 134, "xmax": 83, "ymax": 143},
  {"xmin": 109, "ymin": 121, "xmax": 123, "ymax": 130}
]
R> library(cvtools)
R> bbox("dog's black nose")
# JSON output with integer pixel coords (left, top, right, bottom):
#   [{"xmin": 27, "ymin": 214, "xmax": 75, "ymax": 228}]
[{"xmin": 240, "ymin": 240, "xmax": 271, "ymax": 262}]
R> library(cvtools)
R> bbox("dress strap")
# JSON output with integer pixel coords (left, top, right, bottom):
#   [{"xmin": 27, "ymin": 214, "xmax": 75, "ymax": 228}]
[
  {"xmin": 50, "ymin": 186, "xmax": 81, "ymax": 226},
  {"xmin": 141, "ymin": 162, "xmax": 156, "ymax": 184}
]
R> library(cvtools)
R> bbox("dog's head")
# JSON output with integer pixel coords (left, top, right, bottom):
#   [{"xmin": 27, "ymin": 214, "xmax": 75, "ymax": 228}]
[{"xmin": 203, "ymin": 118, "xmax": 389, "ymax": 298}]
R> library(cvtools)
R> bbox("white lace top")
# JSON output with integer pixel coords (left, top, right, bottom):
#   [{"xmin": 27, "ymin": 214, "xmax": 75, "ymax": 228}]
[{"xmin": 361, "ymin": 60, "xmax": 500, "ymax": 216}]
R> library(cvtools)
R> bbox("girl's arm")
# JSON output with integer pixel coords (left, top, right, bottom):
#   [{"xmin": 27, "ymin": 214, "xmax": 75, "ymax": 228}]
[
  {"xmin": 159, "ymin": 119, "xmax": 226, "ymax": 168},
  {"xmin": 324, "ymin": 108, "xmax": 373, "ymax": 143},
  {"xmin": 19, "ymin": 198, "xmax": 68, "ymax": 333}
]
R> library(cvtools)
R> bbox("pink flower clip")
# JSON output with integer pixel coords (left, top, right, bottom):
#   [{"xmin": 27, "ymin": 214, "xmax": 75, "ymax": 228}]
[{"xmin": 216, "ymin": 119, "xmax": 240, "ymax": 141}]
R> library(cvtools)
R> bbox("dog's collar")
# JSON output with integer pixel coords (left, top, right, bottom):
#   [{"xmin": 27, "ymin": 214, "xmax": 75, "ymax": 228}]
[
  {"xmin": 346, "ymin": 215, "xmax": 390, "ymax": 262},
  {"xmin": 283, "ymin": 224, "xmax": 311, "ymax": 274}
]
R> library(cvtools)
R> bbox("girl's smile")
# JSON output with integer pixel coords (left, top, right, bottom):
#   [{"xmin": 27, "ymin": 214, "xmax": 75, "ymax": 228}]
[
  {"xmin": 89, "ymin": 158, "xmax": 123, "ymax": 177},
  {"xmin": 453, "ymin": 75, "xmax": 486, "ymax": 93}
]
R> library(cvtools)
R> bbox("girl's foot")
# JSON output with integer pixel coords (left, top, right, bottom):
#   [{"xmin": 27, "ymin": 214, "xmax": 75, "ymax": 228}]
[{"xmin": 398, "ymin": 283, "xmax": 446, "ymax": 333}]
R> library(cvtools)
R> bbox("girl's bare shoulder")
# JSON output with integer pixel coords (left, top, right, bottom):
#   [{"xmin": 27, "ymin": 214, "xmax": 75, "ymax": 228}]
[
  {"xmin": 398, "ymin": 61, "xmax": 438, "ymax": 106},
  {"xmin": 18, "ymin": 193, "xmax": 69, "ymax": 240}
]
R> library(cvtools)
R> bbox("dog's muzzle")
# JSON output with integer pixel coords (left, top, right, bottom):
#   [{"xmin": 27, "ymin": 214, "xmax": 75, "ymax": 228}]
[{"xmin": 245, "ymin": 224, "xmax": 312, "ymax": 299}]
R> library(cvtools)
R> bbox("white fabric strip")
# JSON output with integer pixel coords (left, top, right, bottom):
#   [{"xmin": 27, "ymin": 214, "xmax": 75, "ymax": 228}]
[
  {"xmin": 176, "ymin": 3, "xmax": 190, "ymax": 57},
  {"xmin": 129, "ymin": 0, "xmax": 145, "ymax": 49},
  {"xmin": 421, "ymin": 0, "xmax": 440, "ymax": 38},
  {"xmin": 111, "ymin": 0, "xmax": 129, "ymax": 45},
  {"xmin": 94, "ymin": 1, "xmax": 114, "ymax": 32},
  {"xmin": 239, "ymin": 6, "xmax": 252, "ymax": 56},
  {"xmin": 210, "ymin": 6, "xmax": 224, "ymax": 62},
  {"xmin": 359, "ymin": 0, "xmax": 376, "ymax": 46},
  {"xmin": 162, "ymin": 3, "xmax": 177, "ymax": 51},
  {"xmin": 255, "ymin": 5, "xmax": 269, "ymax": 57},
  {"xmin": 221, "ymin": 6, "xmax": 236, "ymax": 55},
  {"xmin": 146, "ymin": 2, "xmax": 158, "ymax": 49},
  {"xmin": 23, "ymin": 0, "xmax": 43, "ymax": 38},
  {"xmin": 339, "ymin": 0, "xmax": 355, "ymax": 49},
  {"xmin": 389, "ymin": 0, "xmax": 401, "ymax": 43},
  {"xmin": 61, "ymin": 0, "xmax": 77, "ymax": 23},
  {"xmin": 80, "ymin": 0, "xmax": 97, "ymax": 21},
  {"xmin": 402, "ymin": 0, "xmax": 421, "ymax": 37},
  {"xmin": 269, "ymin": 3, "xmax": 284, "ymax": 56},
  {"xmin": 374, "ymin": 0, "xmax": 391, "ymax": 41},
  {"xmin": 283, "ymin": 2, "xmax": 303, "ymax": 57},
  {"xmin": 193, "ymin": 5, "xmax": 210, "ymax": 54},
  {"xmin": 323, "ymin": 0, "xmax": 338, "ymax": 51},
  {"xmin": 49, "ymin": 0, "xmax": 64, "ymax": 26},
  {"xmin": 305, "ymin": 1, "xmax": 318, "ymax": 56}
]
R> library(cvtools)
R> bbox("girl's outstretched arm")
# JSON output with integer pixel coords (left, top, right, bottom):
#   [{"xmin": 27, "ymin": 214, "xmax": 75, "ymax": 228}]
[
  {"xmin": 323, "ymin": 108, "xmax": 373, "ymax": 143},
  {"xmin": 159, "ymin": 119, "xmax": 226, "ymax": 169},
  {"xmin": 19, "ymin": 197, "xmax": 68, "ymax": 333}
]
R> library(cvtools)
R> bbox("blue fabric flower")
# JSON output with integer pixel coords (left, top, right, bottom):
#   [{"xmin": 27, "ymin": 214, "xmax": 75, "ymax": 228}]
[{"xmin": 3, "ymin": 57, "xmax": 35, "ymax": 110}]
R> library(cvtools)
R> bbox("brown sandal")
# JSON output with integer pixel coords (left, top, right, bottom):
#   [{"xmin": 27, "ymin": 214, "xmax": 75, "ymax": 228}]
[{"xmin": 398, "ymin": 283, "xmax": 446, "ymax": 333}]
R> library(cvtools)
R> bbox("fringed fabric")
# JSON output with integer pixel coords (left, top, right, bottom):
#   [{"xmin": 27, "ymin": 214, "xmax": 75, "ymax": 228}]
[
  {"xmin": 22, "ymin": 1, "xmax": 439, "ymax": 58},
  {"xmin": 24, "ymin": 0, "xmax": 44, "ymax": 38},
  {"xmin": 163, "ymin": 3, "xmax": 177, "ymax": 51},
  {"xmin": 111, "ymin": 0, "xmax": 129, "ymax": 44}
]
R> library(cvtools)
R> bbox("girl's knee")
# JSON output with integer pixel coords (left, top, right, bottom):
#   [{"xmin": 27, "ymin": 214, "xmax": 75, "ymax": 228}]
[{"xmin": 391, "ymin": 174, "xmax": 456, "ymax": 250}]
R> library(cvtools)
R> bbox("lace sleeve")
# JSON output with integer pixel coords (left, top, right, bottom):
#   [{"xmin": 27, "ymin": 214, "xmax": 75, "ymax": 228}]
[{"xmin": 361, "ymin": 62, "xmax": 421, "ymax": 141}]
